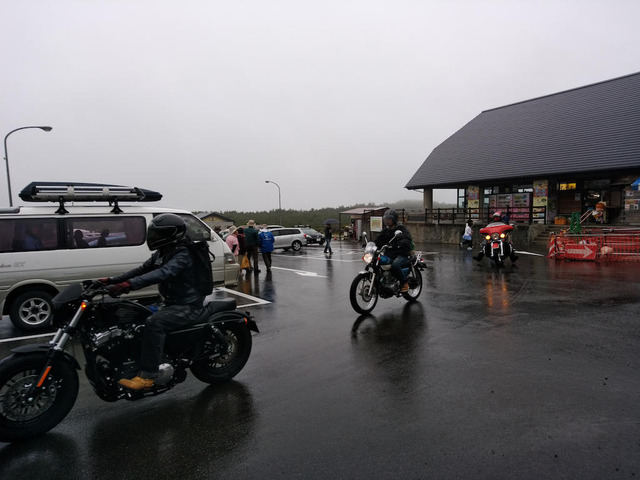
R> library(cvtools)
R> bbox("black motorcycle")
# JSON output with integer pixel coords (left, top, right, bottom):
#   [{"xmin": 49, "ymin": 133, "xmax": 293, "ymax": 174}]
[
  {"xmin": 0, "ymin": 280, "xmax": 258, "ymax": 442},
  {"xmin": 349, "ymin": 232, "xmax": 426, "ymax": 314}
]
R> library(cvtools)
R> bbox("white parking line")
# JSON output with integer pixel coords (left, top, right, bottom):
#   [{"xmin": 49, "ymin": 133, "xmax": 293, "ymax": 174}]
[
  {"xmin": 216, "ymin": 287, "xmax": 272, "ymax": 306},
  {"xmin": 515, "ymin": 251, "xmax": 546, "ymax": 257},
  {"xmin": 0, "ymin": 332, "xmax": 54, "ymax": 344},
  {"xmin": 274, "ymin": 251, "xmax": 364, "ymax": 262},
  {"xmin": 269, "ymin": 267, "xmax": 327, "ymax": 277}
]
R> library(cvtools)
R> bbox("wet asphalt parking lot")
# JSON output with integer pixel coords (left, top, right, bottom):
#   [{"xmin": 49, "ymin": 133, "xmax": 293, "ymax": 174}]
[{"xmin": 1, "ymin": 240, "xmax": 639, "ymax": 480}]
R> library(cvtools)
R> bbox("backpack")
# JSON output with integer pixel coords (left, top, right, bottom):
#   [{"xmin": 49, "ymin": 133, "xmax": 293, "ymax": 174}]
[{"xmin": 187, "ymin": 241, "xmax": 215, "ymax": 296}]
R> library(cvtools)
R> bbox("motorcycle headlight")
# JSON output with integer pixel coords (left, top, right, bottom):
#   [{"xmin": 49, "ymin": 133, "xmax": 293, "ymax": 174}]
[
  {"xmin": 363, "ymin": 252, "xmax": 375, "ymax": 264},
  {"xmin": 491, "ymin": 233, "xmax": 500, "ymax": 240},
  {"xmin": 363, "ymin": 242, "xmax": 377, "ymax": 264},
  {"xmin": 500, "ymin": 233, "xmax": 506, "ymax": 239},
  {"xmin": 485, "ymin": 235, "xmax": 491, "ymax": 240}
]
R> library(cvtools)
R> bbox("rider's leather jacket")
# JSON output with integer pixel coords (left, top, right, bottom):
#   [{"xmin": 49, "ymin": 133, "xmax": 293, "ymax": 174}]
[
  {"xmin": 110, "ymin": 241, "xmax": 203, "ymax": 306},
  {"xmin": 375, "ymin": 224, "xmax": 413, "ymax": 258}
]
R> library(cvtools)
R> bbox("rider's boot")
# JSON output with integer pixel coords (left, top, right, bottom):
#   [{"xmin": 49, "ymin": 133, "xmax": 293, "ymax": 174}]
[{"xmin": 119, "ymin": 376, "xmax": 154, "ymax": 390}]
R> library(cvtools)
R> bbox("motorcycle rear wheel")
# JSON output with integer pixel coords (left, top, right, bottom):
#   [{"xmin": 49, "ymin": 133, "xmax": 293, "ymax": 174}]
[
  {"xmin": 349, "ymin": 273, "xmax": 379, "ymax": 314},
  {"xmin": 402, "ymin": 269, "xmax": 423, "ymax": 302},
  {"xmin": 0, "ymin": 354, "xmax": 79, "ymax": 442},
  {"xmin": 190, "ymin": 322, "xmax": 253, "ymax": 384}
]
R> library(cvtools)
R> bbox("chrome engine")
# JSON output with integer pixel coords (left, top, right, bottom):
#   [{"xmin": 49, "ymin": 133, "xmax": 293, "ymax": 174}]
[{"xmin": 379, "ymin": 271, "xmax": 399, "ymax": 297}]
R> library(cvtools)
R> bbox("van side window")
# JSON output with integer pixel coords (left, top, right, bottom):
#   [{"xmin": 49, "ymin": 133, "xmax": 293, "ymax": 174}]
[
  {"xmin": 178, "ymin": 214, "xmax": 213, "ymax": 242},
  {"xmin": 65, "ymin": 217, "xmax": 146, "ymax": 248},
  {"xmin": 0, "ymin": 219, "xmax": 59, "ymax": 252}
]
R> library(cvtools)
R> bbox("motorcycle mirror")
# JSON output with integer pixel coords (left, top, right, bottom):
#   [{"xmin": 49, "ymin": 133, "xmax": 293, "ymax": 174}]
[
  {"xmin": 362, "ymin": 232, "xmax": 368, "ymax": 238},
  {"xmin": 394, "ymin": 230, "xmax": 402, "ymax": 237}
]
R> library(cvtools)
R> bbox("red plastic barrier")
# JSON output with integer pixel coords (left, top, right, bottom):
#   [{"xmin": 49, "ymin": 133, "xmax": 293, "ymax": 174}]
[{"xmin": 548, "ymin": 230, "xmax": 640, "ymax": 262}]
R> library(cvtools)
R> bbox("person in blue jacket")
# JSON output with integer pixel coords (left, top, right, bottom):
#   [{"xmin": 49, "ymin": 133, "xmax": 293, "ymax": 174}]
[{"xmin": 258, "ymin": 224, "xmax": 276, "ymax": 272}]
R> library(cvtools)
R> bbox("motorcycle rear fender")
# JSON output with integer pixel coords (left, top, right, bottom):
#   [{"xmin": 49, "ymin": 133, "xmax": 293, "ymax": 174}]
[
  {"xmin": 9, "ymin": 344, "xmax": 81, "ymax": 370},
  {"xmin": 210, "ymin": 311, "xmax": 260, "ymax": 333}
]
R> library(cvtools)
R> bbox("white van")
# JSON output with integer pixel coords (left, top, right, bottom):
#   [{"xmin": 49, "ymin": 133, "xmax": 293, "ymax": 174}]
[{"xmin": 0, "ymin": 182, "xmax": 240, "ymax": 331}]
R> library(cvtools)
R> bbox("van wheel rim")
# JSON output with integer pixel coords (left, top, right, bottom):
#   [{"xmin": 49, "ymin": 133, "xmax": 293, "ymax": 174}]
[{"xmin": 19, "ymin": 299, "xmax": 51, "ymax": 326}]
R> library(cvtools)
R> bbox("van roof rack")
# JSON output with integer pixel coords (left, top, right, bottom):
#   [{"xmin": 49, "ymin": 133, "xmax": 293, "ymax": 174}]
[{"xmin": 19, "ymin": 182, "xmax": 163, "ymax": 214}]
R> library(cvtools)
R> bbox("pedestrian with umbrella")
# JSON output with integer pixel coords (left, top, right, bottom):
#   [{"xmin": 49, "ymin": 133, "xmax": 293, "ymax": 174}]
[{"xmin": 323, "ymin": 222, "xmax": 334, "ymax": 254}]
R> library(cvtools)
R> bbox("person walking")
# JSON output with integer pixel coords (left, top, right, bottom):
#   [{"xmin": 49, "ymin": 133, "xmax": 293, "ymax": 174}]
[
  {"xmin": 237, "ymin": 227, "xmax": 248, "ymax": 272},
  {"xmin": 258, "ymin": 224, "xmax": 275, "ymax": 271},
  {"xmin": 460, "ymin": 220, "xmax": 474, "ymax": 251},
  {"xmin": 244, "ymin": 220, "xmax": 261, "ymax": 273},
  {"xmin": 225, "ymin": 226, "xmax": 240, "ymax": 261},
  {"xmin": 324, "ymin": 224, "xmax": 333, "ymax": 254}
]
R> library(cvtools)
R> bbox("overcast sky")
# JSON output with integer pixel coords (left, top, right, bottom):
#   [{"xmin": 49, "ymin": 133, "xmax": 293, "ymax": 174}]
[{"xmin": 2, "ymin": 0, "xmax": 639, "ymax": 212}]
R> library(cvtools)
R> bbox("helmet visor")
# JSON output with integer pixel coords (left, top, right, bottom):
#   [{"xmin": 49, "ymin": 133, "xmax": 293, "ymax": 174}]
[{"xmin": 147, "ymin": 226, "xmax": 174, "ymax": 250}]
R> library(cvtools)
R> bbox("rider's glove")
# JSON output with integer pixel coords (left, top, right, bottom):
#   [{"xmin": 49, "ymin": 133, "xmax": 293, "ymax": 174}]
[
  {"xmin": 98, "ymin": 277, "xmax": 112, "ymax": 285},
  {"xmin": 108, "ymin": 281, "xmax": 131, "ymax": 296}
]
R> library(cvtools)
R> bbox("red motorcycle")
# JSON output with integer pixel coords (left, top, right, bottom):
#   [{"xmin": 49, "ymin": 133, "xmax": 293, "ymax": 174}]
[{"xmin": 474, "ymin": 221, "xmax": 518, "ymax": 267}]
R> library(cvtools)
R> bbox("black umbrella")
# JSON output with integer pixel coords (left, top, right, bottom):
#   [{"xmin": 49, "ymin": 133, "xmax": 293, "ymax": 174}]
[{"xmin": 323, "ymin": 218, "xmax": 339, "ymax": 225}]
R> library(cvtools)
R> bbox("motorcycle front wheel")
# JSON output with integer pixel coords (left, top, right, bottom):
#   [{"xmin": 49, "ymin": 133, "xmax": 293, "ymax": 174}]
[
  {"xmin": 0, "ymin": 354, "xmax": 79, "ymax": 442},
  {"xmin": 402, "ymin": 268, "xmax": 423, "ymax": 302},
  {"xmin": 349, "ymin": 273, "xmax": 379, "ymax": 314},
  {"xmin": 190, "ymin": 322, "xmax": 253, "ymax": 384}
]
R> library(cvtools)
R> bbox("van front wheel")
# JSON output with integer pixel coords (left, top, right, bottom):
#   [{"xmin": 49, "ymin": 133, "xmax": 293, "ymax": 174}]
[{"xmin": 9, "ymin": 290, "xmax": 54, "ymax": 331}]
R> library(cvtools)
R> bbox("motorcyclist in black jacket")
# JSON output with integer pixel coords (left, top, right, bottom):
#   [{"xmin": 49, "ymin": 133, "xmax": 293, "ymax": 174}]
[
  {"xmin": 103, "ymin": 213, "xmax": 204, "ymax": 390},
  {"xmin": 375, "ymin": 209, "xmax": 413, "ymax": 292}
]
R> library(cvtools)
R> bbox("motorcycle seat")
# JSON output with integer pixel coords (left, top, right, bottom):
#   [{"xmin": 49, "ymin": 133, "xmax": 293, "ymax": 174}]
[
  {"xmin": 167, "ymin": 299, "xmax": 238, "ymax": 336},
  {"xmin": 198, "ymin": 298, "xmax": 237, "ymax": 319}
]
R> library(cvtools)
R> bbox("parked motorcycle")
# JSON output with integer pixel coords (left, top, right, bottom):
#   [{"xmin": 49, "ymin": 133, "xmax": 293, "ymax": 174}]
[
  {"xmin": 0, "ymin": 280, "xmax": 259, "ymax": 442},
  {"xmin": 349, "ymin": 232, "xmax": 426, "ymax": 314},
  {"xmin": 477, "ymin": 222, "xmax": 518, "ymax": 267}
]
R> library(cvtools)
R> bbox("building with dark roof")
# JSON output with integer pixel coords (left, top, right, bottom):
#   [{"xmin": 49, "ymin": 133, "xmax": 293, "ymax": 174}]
[
  {"xmin": 196, "ymin": 212, "xmax": 236, "ymax": 231},
  {"xmin": 406, "ymin": 72, "xmax": 640, "ymax": 225}
]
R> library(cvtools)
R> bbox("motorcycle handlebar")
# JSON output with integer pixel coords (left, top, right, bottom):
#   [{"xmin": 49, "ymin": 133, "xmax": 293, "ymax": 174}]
[{"xmin": 82, "ymin": 279, "xmax": 111, "ymax": 298}]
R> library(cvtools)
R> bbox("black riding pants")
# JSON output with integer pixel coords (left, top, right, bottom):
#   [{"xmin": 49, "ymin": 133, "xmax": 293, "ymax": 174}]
[{"xmin": 139, "ymin": 304, "xmax": 202, "ymax": 378}]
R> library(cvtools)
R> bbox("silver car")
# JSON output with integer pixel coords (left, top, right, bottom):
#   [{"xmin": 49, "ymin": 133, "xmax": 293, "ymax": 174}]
[{"xmin": 269, "ymin": 228, "xmax": 308, "ymax": 251}]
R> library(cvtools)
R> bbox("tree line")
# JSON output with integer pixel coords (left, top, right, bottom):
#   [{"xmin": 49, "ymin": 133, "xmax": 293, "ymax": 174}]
[{"xmin": 197, "ymin": 199, "xmax": 453, "ymax": 230}]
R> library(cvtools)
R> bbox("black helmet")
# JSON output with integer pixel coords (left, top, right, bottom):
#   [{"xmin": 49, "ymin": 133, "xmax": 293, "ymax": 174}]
[
  {"xmin": 147, "ymin": 213, "xmax": 186, "ymax": 250},
  {"xmin": 383, "ymin": 209, "xmax": 399, "ymax": 225}
]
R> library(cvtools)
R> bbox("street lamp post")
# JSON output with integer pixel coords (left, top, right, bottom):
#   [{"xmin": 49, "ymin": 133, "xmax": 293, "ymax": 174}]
[
  {"xmin": 4, "ymin": 126, "xmax": 53, "ymax": 207},
  {"xmin": 265, "ymin": 180, "xmax": 282, "ymax": 226}
]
